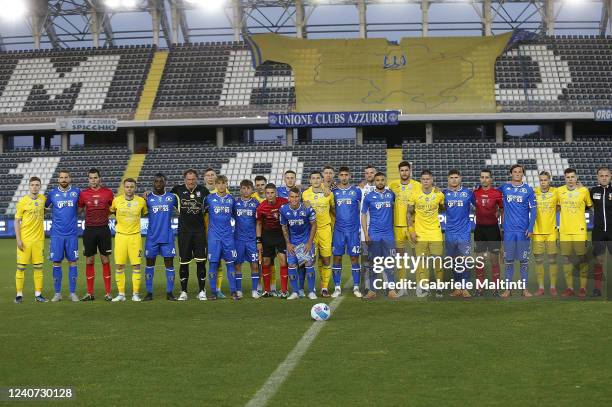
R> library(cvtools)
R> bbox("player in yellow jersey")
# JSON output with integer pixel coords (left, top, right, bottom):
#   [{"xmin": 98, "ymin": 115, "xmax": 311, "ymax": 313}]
[
  {"xmin": 532, "ymin": 171, "xmax": 560, "ymax": 296},
  {"xmin": 110, "ymin": 178, "xmax": 148, "ymax": 302},
  {"xmin": 407, "ymin": 169, "xmax": 445, "ymax": 298},
  {"xmin": 303, "ymin": 171, "xmax": 335, "ymax": 297},
  {"xmin": 14, "ymin": 176, "xmax": 47, "ymax": 303},
  {"xmin": 388, "ymin": 161, "xmax": 421, "ymax": 296},
  {"xmin": 557, "ymin": 168, "xmax": 593, "ymax": 297}
]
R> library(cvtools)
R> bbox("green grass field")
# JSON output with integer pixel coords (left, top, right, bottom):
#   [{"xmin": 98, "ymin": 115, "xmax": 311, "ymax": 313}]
[{"xmin": 1, "ymin": 238, "xmax": 611, "ymax": 406}]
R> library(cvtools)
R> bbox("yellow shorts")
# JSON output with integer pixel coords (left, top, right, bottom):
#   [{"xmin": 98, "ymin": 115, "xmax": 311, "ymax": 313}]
[
  {"xmin": 16, "ymin": 240, "xmax": 44, "ymax": 265},
  {"xmin": 415, "ymin": 240, "xmax": 444, "ymax": 257},
  {"xmin": 394, "ymin": 226, "xmax": 415, "ymax": 249},
  {"xmin": 559, "ymin": 234, "xmax": 587, "ymax": 256},
  {"xmin": 114, "ymin": 233, "xmax": 142, "ymax": 265},
  {"xmin": 532, "ymin": 233, "xmax": 558, "ymax": 255},
  {"xmin": 314, "ymin": 224, "xmax": 332, "ymax": 258}
]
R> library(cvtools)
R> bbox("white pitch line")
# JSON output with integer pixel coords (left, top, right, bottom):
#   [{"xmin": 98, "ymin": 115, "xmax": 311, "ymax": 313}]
[{"xmin": 245, "ymin": 294, "xmax": 347, "ymax": 407}]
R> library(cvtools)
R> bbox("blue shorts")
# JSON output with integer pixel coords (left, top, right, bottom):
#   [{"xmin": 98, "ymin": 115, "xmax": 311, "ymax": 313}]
[
  {"xmin": 287, "ymin": 241, "xmax": 315, "ymax": 266},
  {"xmin": 235, "ymin": 239, "xmax": 258, "ymax": 264},
  {"xmin": 332, "ymin": 229, "xmax": 361, "ymax": 256},
  {"xmin": 445, "ymin": 237, "xmax": 472, "ymax": 257},
  {"xmin": 503, "ymin": 231, "xmax": 531, "ymax": 262},
  {"xmin": 208, "ymin": 237, "xmax": 237, "ymax": 263},
  {"xmin": 145, "ymin": 240, "xmax": 176, "ymax": 258},
  {"xmin": 367, "ymin": 239, "xmax": 396, "ymax": 260},
  {"xmin": 49, "ymin": 236, "xmax": 79, "ymax": 262}
]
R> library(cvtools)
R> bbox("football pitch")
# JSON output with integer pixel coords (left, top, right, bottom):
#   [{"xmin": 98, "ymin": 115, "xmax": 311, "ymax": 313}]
[{"xmin": 1, "ymin": 237, "xmax": 611, "ymax": 406}]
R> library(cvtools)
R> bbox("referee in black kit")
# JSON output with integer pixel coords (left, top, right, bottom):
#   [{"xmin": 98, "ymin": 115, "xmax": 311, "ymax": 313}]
[
  {"xmin": 171, "ymin": 169, "xmax": 210, "ymax": 301},
  {"xmin": 590, "ymin": 165, "xmax": 612, "ymax": 298}
]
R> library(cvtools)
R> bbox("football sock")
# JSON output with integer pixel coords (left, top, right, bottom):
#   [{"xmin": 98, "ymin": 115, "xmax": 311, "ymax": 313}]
[
  {"xmin": 280, "ymin": 265, "xmax": 288, "ymax": 293},
  {"xmin": 298, "ymin": 266, "xmax": 306, "ymax": 290},
  {"xmin": 305, "ymin": 266, "xmax": 316, "ymax": 293},
  {"xmin": 179, "ymin": 263, "xmax": 189, "ymax": 292},
  {"xmin": 270, "ymin": 266, "xmax": 277, "ymax": 290},
  {"xmin": 226, "ymin": 262, "xmax": 237, "ymax": 293},
  {"xmin": 351, "ymin": 264, "xmax": 360, "ymax": 286},
  {"xmin": 15, "ymin": 265, "xmax": 25, "ymax": 294},
  {"xmin": 434, "ymin": 267, "xmax": 444, "ymax": 284},
  {"xmin": 132, "ymin": 267, "xmax": 141, "ymax": 295},
  {"xmin": 116, "ymin": 268, "xmax": 126, "ymax": 295},
  {"xmin": 321, "ymin": 265, "xmax": 332, "ymax": 291},
  {"xmin": 332, "ymin": 264, "xmax": 342, "ymax": 287},
  {"xmin": 216, "ymin": 269, "xmax": 224, "ymax": 293},
  {"xmin": 68, "ymin": 265, "xmax": 78, "ymax": 294},
  {"xmin": 234, "ymin": 268, "xmax": 242, "ymax": 292},
  {"xmin": 86, "ymin": 263, "xmax": 95, "ymax": 295},
  {"xmin": 519, "ymin": 260, "xmax": 529, "ymax": 287},
  {"xmin": 33, "ymin": 264, "xmax": 43, "ymax": 294},
  {"xmin": 579, "ymin": 262, "xmax": 588, "ymax": 289},
  {"xmin": 491, "ymin": 263, "xmax": 500, "ymax": 282},
  {"xmin": 196, "ymin": 261, "xmax": 207, "ymax": 292},
  {"xmin": 288, "ymin": 266, "xmax": 299, "ymax": 292},
  {"xmin": 563, "ymin": 264, "xmax": 573, "ymax": 290},
  {"xmin": 52, "ymin": 265, "xmax": 62, "ymax": 293},
  {"xmin": 208, "ymin": 262, "xmax": 219, "ymax": 294},
  {"xmin": 385, "ymin": 267, "xmax": 395, "ymax": 284},
  {"xmin": 251, "ymin": 269, "xmax": 260, "ymax": 292},
  {"xmin": 594, "ymin": 264, "xmax": 603, "ymax": 290},
  {"xmin": 262, "ymin": 265, "xmax": 271, "ymax": 292},
  {"xmin": 102, "ymin": 262, "xmax": 112, "ymax": 295},
  {"xmin": 145, "ymin": 266, "xmax": 154, "ymax": 294},
  {"xmin": 504, "ymin": 261, "xmax": 514, "ymax": 283},
  {"xmin": 549, "ymin": 263, "xmax": 558, "ymax": 288},
  {"xmin": 475, "ymin": 266, "xmax": 485, "ymax": 284},
  {"xmin": 165, "ymin": 267, "xmax": 175, "ymax": 293},
  {"xmin": 535, "ymin": 262, "xmax": 545, "ymax": 288}
]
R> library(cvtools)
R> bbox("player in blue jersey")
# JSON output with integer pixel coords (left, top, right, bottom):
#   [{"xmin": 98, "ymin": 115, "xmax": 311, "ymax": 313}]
[
  {"xmin": 46, "ymin": 170, "xmax": 81, "ymax": 302},
  {"xmin": 205, "ymin": 175, "xmax": 239, "ymax": 300},
  {"xmin": 499, "ymin": 164, "xmax": 537, "ymax": 298},
  {"xmin": 361, "ymin": 172, "xmax": 398, "ymax": 300},
  {"xmin": 443, "ymin": 169, "xmax": 476, "ymax": 298},
  {"xmin": 143, "ymin": 174, "xmax": 178, "ymax": 301},
  {"xmin": 277, "ymin": 170, "xmax": 299, "ymax": 199},
  {"xmin": 280, "ymin": 187, "xmax": 318, "ymax": 300},
  {"xmin": 234, "ymin": 179, "xmax": 262, "ymax": 299},
  {"xmin": 332, "ymin": 166, "xmax": 363, "ymax": 298}
]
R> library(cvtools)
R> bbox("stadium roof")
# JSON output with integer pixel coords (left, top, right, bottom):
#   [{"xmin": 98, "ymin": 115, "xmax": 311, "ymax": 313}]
[{"xmin": 0, "ymin": 0, "xmax": 610, "ymax": 51}]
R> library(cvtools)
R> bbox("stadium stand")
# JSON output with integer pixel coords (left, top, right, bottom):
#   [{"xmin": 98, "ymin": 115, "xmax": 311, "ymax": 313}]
[
  {"xmin": 403, "ymin": 139, "xmax": 612, "ymax": 188},
  {"xmin": 0, "ymin": 146, "xmax": 130, "ymax": 215},
  {"xmin": 2, "ymin": 36, "xmax": 612, "ymax": 121},
  {"xmin": 150, "ymin": 41, "xmax": 294, "ymax": 119},
  {"xmin": 138, "ymin": 140, "xmax": 386, "ymax": 193},
  {"xmin": 0, "ymin": 46, "xmax": 154, "ymax": 123}
]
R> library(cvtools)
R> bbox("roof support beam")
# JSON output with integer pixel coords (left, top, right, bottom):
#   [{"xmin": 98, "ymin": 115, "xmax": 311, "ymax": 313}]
[
  {"xmin": 86, "ymin": 0, "xmax": 114, "ymax": 46},
  {"xmin": 358, "ymin": 0, "xmax": 367, "ymax": 39},
  {"xmin": 422, "ymin": 0, "xmax": 429, "ymax": 37}
]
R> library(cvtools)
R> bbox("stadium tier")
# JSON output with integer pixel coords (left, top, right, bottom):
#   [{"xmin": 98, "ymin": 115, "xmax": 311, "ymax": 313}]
[
  {"xmin": 138, "ymin": 140, "xmax": 387, "ymax": 193},
  {"xmin": 0, "ymin": 146, "xmax": 130, "ymax": 215},
  {"xmin": 403, "ymin": 139, "xmax": 612, "ymax": 188},
  {"xmin": 0, "ymin": 45, "xmax": 154, "ymax": 123},
  {"xmin": 2, "ymin": 36, "xmax": 612, "ymax": 122}
]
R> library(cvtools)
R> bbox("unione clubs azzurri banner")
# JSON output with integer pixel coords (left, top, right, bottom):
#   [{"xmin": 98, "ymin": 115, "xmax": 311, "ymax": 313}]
[{"xmin": 268, "ymin": 110, "xmax": 400, "ymax": 128}]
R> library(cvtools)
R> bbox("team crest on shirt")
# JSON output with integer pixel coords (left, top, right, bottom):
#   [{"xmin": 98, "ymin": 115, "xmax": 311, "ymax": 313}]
[
  {"xmin": 385, "ymin": 193, "xmax": 392, "ymax": 199},
  {"xmin": 127, "ymin": 202, "xmax": 131, "ymax": 207},
  {"xmin": 166, "ymin": 196, "xmax": 173, "ymax": 202},
  {"xmin": 196, "ymin": 191, "xmax": 201, "ymax": 197},
  {"xmin": 300, "ymin": 211, "xmax": 305, "ymax": 216},
  {"xmin": 34, "ymin": 202, "xmax": 38, "ymax": 206},
  {"xmin": 70, "ymin": 192, "xmax": 77, "ymax": 197}
]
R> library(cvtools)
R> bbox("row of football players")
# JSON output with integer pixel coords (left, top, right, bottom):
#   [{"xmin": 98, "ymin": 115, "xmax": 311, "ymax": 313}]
[{"xmin": 13, "ymin": 162, "xmax": 611, "ymax": 303}]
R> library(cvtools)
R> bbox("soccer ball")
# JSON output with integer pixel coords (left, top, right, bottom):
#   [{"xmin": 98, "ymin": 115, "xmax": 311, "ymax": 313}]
[{"xmin": 310, "ymin": 303, "xmax": 331, "ymax": 321}]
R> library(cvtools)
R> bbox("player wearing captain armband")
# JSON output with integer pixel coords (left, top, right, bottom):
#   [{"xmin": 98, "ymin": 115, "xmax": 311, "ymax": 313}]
[
  {"xmin": 280, "ymin": 188, "xmax": 317, "ymax": 300},
  {"xmin": 499, "ymin": 164, "xmax": 537, "ymax": 298},
  {"xmin": 388, "ymin": 161, "xmax": 421, "ymax": 297},
  {"xmin": 46, "ymin": 170, "xmax": 81, "ymax": 302},
  {"xmin": 557, "ymin": 168, "xmax": 593, "ymax": 298},
  {"xmin": 532, "ymin": 171, "xmax": 559, "ymax": 296},
  {"xmin": 332, "ymin": 167, "xmax": 363, "ymax": 298}
]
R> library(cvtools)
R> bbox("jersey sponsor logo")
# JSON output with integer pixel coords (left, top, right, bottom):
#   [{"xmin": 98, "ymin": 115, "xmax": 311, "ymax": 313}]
[
  {"xmin": 236, "ymin": 208, "xmax": 254, "ymax": 217},
  {"xmin": 506, "ymin": 195, "xmax": 523, "ymax": 203},
  {"xmin": 374, "ymin": 201, "xmax": 391, "ymax": 209},
  {"xmin": 213, "ymin": 206, "xmax": 231, "ymax": 214},
  {"xmin": 56, "ymin": 200, "xmax": 74, "ymax": 208},
  {"xmin": 447, "ymin": 200, "xmax": 465, "ymax": 207},
  {"xmin": 151, "ymin": 205, "xmax": 170, "ymax": 213}
]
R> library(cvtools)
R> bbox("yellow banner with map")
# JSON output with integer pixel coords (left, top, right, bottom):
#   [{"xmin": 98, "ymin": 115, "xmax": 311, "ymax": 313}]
[{"xmin": 246, "ymin": 33, "xmax": 512, "ymax": 114}]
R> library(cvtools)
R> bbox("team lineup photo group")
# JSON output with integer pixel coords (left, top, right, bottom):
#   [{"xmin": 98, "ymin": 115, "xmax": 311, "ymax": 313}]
[{"xmin": 13, "ymin": 160, "xmax": 612, "ymax": 305}]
